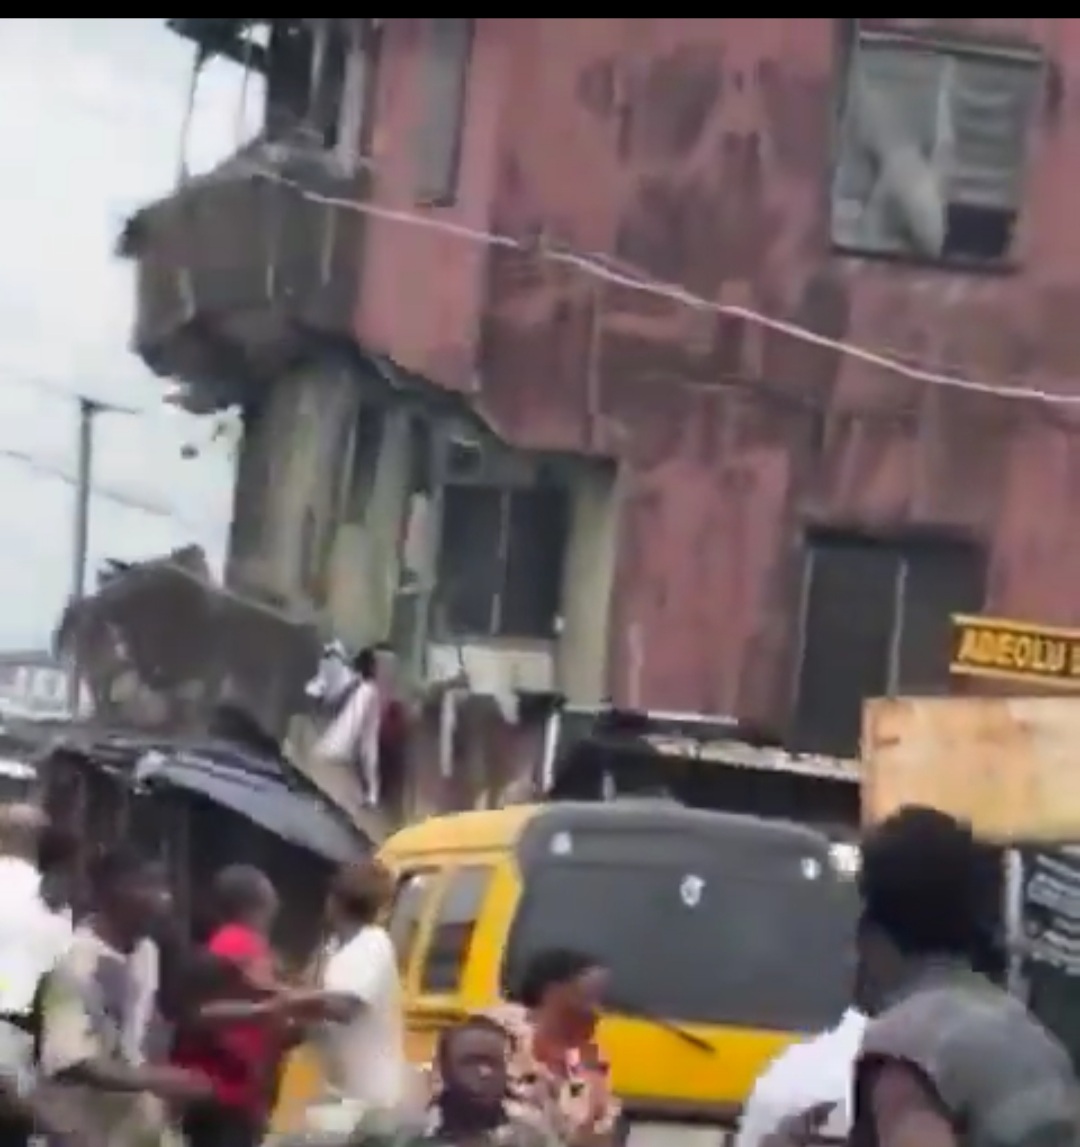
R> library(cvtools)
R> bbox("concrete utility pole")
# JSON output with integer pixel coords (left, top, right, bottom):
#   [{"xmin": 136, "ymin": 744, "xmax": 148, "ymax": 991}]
[
  {"xmin": 65, "ymin": 396, "xmax": 140, "ymax": 717},
  {"xmin": 66, "ymin": 397, "xmax": 97, "ymax": 718},
  {"xmin": 69, "ymin": 399, "xmax": 96, "ymax": 605}
]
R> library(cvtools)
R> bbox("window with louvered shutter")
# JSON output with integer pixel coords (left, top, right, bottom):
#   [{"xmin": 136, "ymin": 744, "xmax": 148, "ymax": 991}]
[{"xmin": 832, "ymin": 30, "xmax": 1042, "ymax": 264}]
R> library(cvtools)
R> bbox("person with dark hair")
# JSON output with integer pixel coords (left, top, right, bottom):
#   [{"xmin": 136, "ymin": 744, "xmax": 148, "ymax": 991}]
[
  {"xmin": 35, "ymin": 846, "xmax": 211, "ymax": 1147},
  {"xmin": 206, "ymin": 866, "xmax": 279, "ymax": 978},
  {"xmin": 352, "ymin": 647, "xmax": 378, "ymax": 682},
  {"xmin": 484, "ymin": 949, "xmax": 617, "ymax": 1146},
  {"xmin": 512, "ymin": 949, "xmax": 604, "ymax": 1013},
  {"xmin": 301, "ymin": 858, "xmax": 405, "ymax": 1132},
  {"xmin": 337, "ymin": 1017, "xmax": 556, "ymax": 1147},
  {"xmin": 313, "ymin": 645, "xmax": 383, "ymax": 807},
  {"xmin": 773, "ymin": 807, "xmax": 1080, "ymax": 1147},
  {"xmin": 172, "ymin": 865, "xmax": 307, "ymax": 1147},
  {"xmin": 37, "ymin": 823, "xmax": 80, "ymax": 918},
  {"xmin": 432, "ymin": 1018, "xmax": 519, "ymax": 1132}
]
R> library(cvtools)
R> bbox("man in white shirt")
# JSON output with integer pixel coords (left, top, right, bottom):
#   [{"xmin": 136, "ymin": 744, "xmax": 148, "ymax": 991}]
[
  {"xmin": 0, "ymin": 806, "xmax": 73, "ymax": 1016},
  {"xmin": 0, "ymin": 806, "xmax": 76, "ymax": 1144},
  {"xmin": 734, "ymin": 1007, "xmax": 866, "ymax": 1147},
  {"xmin": 305, "ymin": 859, "xmax": 405, "ymax": 1131},
  {"xmin": 314, "ymin": 647, "xmax": 382, "ymax": 808}
]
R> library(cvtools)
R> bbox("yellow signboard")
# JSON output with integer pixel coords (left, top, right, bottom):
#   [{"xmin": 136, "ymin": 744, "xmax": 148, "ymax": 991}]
[{"xmin": 950, "ymin": 613, "xmax": 1080, "ymax": 688}]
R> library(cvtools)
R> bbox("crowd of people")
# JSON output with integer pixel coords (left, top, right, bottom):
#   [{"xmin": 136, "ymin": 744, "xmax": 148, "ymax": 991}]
[
  {"xmin": 0, "ymin": 802, "xmax": 1077, "ymax": 1147},
  {"xmin": 0, "ymin": 804, "xmax": 617, "ymax": 1147}
]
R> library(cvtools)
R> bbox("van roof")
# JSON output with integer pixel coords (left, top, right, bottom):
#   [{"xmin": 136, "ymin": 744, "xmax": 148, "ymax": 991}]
[
  {"xmin": 380, "ymin": 800, "xmax": 835, "ymax": 860},
  {"xmin": 381, "ymin": 803, "xmax": 541, "ymax": 857}
]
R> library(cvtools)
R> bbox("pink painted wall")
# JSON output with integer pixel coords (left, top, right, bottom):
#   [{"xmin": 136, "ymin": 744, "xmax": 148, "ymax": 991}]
[{"xmin": 354, "ymin": 19, "xmax": 1080, "ymax": 731}]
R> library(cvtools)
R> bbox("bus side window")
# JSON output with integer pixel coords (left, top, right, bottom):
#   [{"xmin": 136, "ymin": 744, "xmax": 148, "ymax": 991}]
[
  {"xmin": 387, "ymin": 869, "xmax": 437, "ymax": 971},
  {"xmin": 420, "ymin": 865, "xmax": 493, "ymax": 995}
]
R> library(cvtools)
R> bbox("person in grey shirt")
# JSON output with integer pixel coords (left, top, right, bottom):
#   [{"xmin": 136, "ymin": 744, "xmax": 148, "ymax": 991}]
[
  {"xmin": 850, "ymin": 807, "xmax": 1079, "ymax": 1147},
  {"xmin": 767, "ymin": 807, "xmax": 1080, "ymax": 1147}
]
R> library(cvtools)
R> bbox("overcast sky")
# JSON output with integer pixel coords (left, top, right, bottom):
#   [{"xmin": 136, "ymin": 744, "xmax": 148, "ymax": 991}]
[{"xmin": 0, "ymin": 19, "xmax": 261, "ymax": 651}]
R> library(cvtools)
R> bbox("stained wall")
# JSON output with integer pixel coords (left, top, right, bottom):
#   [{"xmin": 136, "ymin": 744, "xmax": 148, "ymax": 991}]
[{"xmin": 355, "ymin": 18, "xmax": 1080, "ymax": 732}]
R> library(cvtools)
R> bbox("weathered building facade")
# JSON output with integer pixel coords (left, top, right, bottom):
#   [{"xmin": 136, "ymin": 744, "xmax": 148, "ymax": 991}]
[{"xmin": 124, "ymin": 18, "xmax": 1080, "ymax": 771}]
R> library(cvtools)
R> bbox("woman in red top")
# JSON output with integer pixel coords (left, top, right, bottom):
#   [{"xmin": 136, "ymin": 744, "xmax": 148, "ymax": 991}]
[{"xmin": 173, "ymin": 866, "xmax": 299, "ymax": 1147}]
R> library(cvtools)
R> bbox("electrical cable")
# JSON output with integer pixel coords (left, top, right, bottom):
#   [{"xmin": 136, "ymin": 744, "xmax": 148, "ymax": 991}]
[
  {"xmin": 80, "ymin": 31, "xmax": 1067, "ymax": 408},
  {"xmin": 0, "ymin": 366, "xmax": 239, "ymax": 456},
  {"xmin": 0, "ymin": 443, "xmax": 226, "ymax": 533},
  {"xmin": 0, "ymin": 366, "xmax": 155, "ymax": 418},
  {"xmin": 238, "ymin": 159, "xmax": 1080, "ymax": 410}
]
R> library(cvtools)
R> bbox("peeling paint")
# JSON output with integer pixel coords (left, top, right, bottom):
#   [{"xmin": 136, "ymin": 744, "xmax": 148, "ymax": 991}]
[
  {"xmin": 131, "ymin": 19, "xmax": 1080, "ymax": 745},
  {"xmin": 345, "ymin": 18, "xmax": 1080, "ymax": 738}
]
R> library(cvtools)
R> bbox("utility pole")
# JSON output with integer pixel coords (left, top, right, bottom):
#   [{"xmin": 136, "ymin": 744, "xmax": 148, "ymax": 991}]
[{"xmin": 66, "ymin": 397, "xmax": 97, "ymax": 718}]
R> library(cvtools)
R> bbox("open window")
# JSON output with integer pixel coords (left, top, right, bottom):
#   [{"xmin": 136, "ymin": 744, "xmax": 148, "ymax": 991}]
[
  {"xmin": 436, "ymin": 484, "xmax": 569, "ymax": 640},
  {"xmin": 832, "ymin": 27, "xmax": 1042, "ymax": 265},
  {"xmin": 167, "ymin": 19, "xmax": 370, "ymax": 161},
  {"xmin": 419, "ymin": 865, "xmax": 494, "ymax": 995},
  {"xmin": 386, "ymin": 868, "xmax": 438, "ymax": 973}
]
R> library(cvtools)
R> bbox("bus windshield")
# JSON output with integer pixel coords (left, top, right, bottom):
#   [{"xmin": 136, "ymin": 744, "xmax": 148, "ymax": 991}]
[{"xmin": 505, "ymin": 839, "xmax": 858, "ymax": 1033}]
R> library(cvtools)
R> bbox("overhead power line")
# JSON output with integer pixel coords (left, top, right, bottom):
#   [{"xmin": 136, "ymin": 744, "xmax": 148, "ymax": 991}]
[
  {"xmin": 242, "ymin": 159, "xmax": 1080, "ymax": 412},
  {"xmin": 0, "ymin": 442, "xmax": 209, "ymax": 529}
]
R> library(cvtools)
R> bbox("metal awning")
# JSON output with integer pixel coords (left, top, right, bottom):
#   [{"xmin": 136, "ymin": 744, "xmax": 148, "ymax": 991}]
[{"xmin": 135, "ymin": 747, "xmax": 366, "ymax": 863}]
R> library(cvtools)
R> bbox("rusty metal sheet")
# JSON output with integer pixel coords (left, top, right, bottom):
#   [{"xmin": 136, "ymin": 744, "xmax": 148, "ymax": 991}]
[{"xmin": 863, "ymin": 695, "xmax": 1080, "ymax": 842}]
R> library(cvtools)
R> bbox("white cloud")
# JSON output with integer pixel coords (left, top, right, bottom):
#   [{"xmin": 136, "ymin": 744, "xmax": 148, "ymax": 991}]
[{"xmin": 0, "ymin": 19, "xmax": 264, "ymax": 649}]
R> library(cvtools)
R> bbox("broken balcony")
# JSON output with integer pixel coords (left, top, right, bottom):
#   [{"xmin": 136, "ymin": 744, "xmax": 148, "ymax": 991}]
[
  {"xmin": 120, "ymin": 19, "xmax": 369, "ymax": 412},
  {"xmin": 120, "ymin": 139, "xmax": 366, "ymax": 413}
]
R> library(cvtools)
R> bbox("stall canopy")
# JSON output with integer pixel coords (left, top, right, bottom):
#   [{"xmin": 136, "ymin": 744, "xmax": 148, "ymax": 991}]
[
  {"xmin": 135, "ymin": 745, "xmax": 362, "ymax": 863},
  {"xmin": 44, "ymin": 725, "xmax": 370, "ymax": 864}
]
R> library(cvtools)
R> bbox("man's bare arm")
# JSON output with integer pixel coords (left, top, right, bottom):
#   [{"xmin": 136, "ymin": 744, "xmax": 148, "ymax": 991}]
[
  {"xmin": 869, "ymin": 1062, "xmax": 957, "ymax": 1147},
  {"xmin": 295, "ymin": 989, "xmax": 364, "ymax": 1024},
  {"xmin": 57, "ymin": 1059, "xmax": 209, "ymax": 1102}
]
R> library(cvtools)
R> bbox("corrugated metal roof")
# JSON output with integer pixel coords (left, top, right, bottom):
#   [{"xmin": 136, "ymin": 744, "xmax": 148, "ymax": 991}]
[
  {"xmin": 45, "ymin": 729, "xmax": 372, "ymax": 859},
  {"xmin": 136, "ymin": 748, "xmax": 363, "ymax": 863}
]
